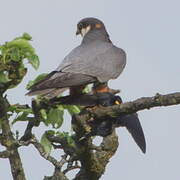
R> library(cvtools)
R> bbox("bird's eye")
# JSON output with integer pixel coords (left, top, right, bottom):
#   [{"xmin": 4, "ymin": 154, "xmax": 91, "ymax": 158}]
[{"xmin": 78, "ymin": 23, "xmax": 83, "ymax": 29}]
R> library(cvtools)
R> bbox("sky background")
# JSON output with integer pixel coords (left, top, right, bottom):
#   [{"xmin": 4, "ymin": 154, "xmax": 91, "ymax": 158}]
[{"xmin": 0, "ymin": 0, "xmax": 180, "ymax": 179}]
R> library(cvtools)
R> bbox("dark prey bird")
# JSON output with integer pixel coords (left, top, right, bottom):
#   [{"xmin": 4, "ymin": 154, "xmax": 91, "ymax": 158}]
[
  {"xmin": 27, "ymin": 17, "xmax": 126, "ymax": 98},
  {"xmin": 73, "ymin": 93, "xmax": 146, "ymax": 153}
]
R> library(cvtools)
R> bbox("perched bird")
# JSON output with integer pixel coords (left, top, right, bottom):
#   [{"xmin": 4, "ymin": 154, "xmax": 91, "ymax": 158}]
[{"xmin": 27, "ymin": 17, "xmax": 126, "ymax": 98}]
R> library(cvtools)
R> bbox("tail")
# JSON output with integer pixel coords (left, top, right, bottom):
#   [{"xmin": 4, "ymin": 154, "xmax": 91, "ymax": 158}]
[
  {"xmin": 26, "ymin": 88, "xmax": 67, "ymax": 99},
  {"xmin": 116, "ymin": 113, "xmax": 146, "ymax": 153}
]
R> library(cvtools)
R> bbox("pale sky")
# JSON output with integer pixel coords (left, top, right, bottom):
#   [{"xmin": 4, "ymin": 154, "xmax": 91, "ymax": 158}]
[{"xmin": 0, "ymin": 0, "xmax": 180, "ymax": 179}]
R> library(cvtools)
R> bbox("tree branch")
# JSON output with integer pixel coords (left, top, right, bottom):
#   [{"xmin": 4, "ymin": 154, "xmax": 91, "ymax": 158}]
[
  {"xmin": 20, "ymin": 100, "xmax": 42, "ymax": 141},
  {"xmin": 71, "ymin": 107, "xmax": 119, "ymax": 180},
  {"xmin": 0, "ymin": 96, "xmax": 26, "ymax": 180},
  {"xmin": 0, "ymin": 150, "xmax": 12, "ymax": 158},
  {"xmin": 69, "ymin": 92, "xmax": 180, "ymax": 179},
  {"xmin": 63, "ymin": 165, "xmax": 81, "ymax": 174},
  {"xmin": 24, "ymin": 136, "xmax": 66, "ymax": 169},
  {"xmin": 10, "ymin": 92, "xmax": 180, "ymax": 180},
  {"xmin": 20, "ymin": 137, "xmax": 69, "ymax": 180},
  {"xmin": 90, "ymin": 92, "xmax": 180, "ymax": 118}
]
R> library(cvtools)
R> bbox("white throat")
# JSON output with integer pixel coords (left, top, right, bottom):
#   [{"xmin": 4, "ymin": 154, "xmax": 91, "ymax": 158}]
[{"xmin": 81, "ymin": 25, "xmax": 91, "ymax": 37}]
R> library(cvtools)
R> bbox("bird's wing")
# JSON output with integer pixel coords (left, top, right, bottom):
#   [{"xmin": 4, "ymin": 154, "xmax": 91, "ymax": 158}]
[
  {"xmin": 116, "ymin": 113, "xmax": 146, "ymax": 153},
  {"xmin": 27, "ymin": 41, "xmax": 125, "ymax": 95},
  {"xmin": 57, "ymin": 41, "xmax": 126, "ymax": 82},
  {"xmin": 27, "ymin": 71, "xmax": 96, "ymax": 95}
]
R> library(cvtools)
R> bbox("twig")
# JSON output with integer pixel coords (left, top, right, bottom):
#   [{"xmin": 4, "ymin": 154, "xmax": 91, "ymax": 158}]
[
  {"xmin": 59, "ymin": 155, "xmax": 68, "ymax": 167},
  {"xmin": 30, "ymin": 136, "xmax": 64, "ymax": 168},
  {"xmin": 0, "ymin": 150, "xmax": 12, "ymax": 158},
  {"xmin": 63, "ymin": 165, "xmax": 81, "ymax": 174},
  {"xmin": 52, "ymin": 143, "xmax": 63, "ymax": 149},
  {"xmin": 20, "ymin": 100, "xmax": 42, "ymax": 141}
]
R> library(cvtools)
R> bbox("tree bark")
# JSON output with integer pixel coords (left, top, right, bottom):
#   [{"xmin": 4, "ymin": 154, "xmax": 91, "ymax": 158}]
[
  {"xmin": 0, "ymin": 96, "xmax": 26, "ymax": 180},
  {"xmin": 1, "ymin": 92, "xmax": 180, "ymax": 180},
  {"xmin": 90, "ymin": 92, "xmax": 180, "ymax": 118}
]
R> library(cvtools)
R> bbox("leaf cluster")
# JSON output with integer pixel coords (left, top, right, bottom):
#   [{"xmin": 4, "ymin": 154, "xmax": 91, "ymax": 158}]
[
  {"xmin": 0, "ymin": 33, "xmax": 82, "ymax": 168},
  {"xmin": 0, "ymin": 33, "xmax": 39, "ymax": 91}
]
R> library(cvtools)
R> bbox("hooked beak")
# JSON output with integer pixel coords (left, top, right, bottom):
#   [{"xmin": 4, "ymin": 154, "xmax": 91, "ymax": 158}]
[
  {"xmin": 76, "ymin": 28, "xmax": 80, "ymax": 35},
  {"xmin": 76, "ymin": 25, "xmax": 91, "ymax": 37}
]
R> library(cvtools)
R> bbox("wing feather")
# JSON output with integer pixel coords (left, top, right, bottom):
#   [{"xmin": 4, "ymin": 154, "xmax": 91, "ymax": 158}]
[
  {"xmin": 57, "ymin": 41, "xmax": 126, "ymax": 82},
  {"xmin": 27, "ymin": 71, "xmax": 96, "ymax": 95}
]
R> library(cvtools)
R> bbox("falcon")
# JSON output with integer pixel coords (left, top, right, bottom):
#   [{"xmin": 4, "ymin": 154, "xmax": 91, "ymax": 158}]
[{"xmin": 27, "ymin": 17, "xmax": 126, "ymax": 98}]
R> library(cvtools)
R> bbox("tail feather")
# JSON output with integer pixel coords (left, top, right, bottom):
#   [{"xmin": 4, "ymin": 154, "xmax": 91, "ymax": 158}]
[
  {"xmin": 116, "ymin": 113, "xmax": 146, "ymax": 153},
  {"xmin": 26, "ymin": 88, "xmax": 67, "ymax": 99}
]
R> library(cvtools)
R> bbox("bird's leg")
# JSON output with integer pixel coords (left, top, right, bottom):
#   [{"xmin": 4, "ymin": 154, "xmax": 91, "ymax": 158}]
[
  {"xmin": 92, "ymin": 82, "xmax": 120, "ymax": 94},
  {"xmin": 69, "ymin": 85, "xmax": 86, "ymax": 96},
  {"xmin": 92, "ymin": 82, "xmax": 109, "ymax": 93}
]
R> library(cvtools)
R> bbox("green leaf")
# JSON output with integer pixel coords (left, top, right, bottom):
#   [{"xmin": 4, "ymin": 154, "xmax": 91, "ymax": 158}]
[
  {"xmin": 28, "ymin": 55, "xmax": 40, "ymax": 70},
  {"xmin": 67, "ymin": 135, "xmax": 75, "ymax": 146},
  {"xmin": 22, "ymin": 33, "xmax": 32, "ymax": 40},
  {"xmin": 11, "ymin": 112, "xmax": 30, "ymax": 124},
  {"xmin": 56, "ymin": 131, "xmax": 69, "ymax": 138},
  {"xmin": 6, "ymin": 39, "xmax": 35, "ymax": 55},
  {"xmin": 26, "ymin": 80, "xmax": 34, "ymax": 90},
  {"xmin": 46, "ymin": 108, "xmax": 64, "ymax": 128},
  {"xmin": 40, "ymin": 109, "xmax": 47, "ymax": 120},
  {"xmin": 5, "ymin": 35, "xmax": 40, "ymax": 70},
  {"xmin": 14, "ymin": 33, "xmax": 32, "ymax": 41},
  {"xmin": 83, "ymin": 85, "xmax": 91, "ymax": 93},
  {"xmin": 9, "ymin": 48, "xmax": 21, "ymax": 61},
  {"xmin": 57, "ymin": 105, "xmax": 64, "ymax": 111},
  {"xmin": 26, "ymin": 73, "xmax": 48, "ymax": 89},
  {"xmin": 0, "ymin": 71, "xmax": 10, "ymax": 83},
  {"xmin": 8, "ymin": 104, "xmax": 33, "ymax": 125},
  {"xmin": 40, "ymin": 133, "xmax": 52, "ymax": 155},
  {"xmin": 56, "ymin": 132, "xmax": 75, "ymax": 147},
  {"xmin": 63, "ymin": 105, "xmax": 81, "ymax": 115},
  {"xmin": 0, "ymin": 33, "xmax": 40, "ymax": 92},
  {"xmin": 45, "ymin": 130, "xmax": 55, "ymax": 136},
  {"xmin": 8, "ymin": 104, "xmax": 32, "ymax": 114}
]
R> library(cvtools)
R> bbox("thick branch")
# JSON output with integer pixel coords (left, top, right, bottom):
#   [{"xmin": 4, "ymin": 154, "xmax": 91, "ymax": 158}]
[
  {"xmin": 0, "ymin": 96, "xmax": 26, "ymax": 180},
  {"xmin": 91, "ymin": 92, "xmax": 180, "ymax": 118},
  {"xmin": 72, "ymin": 108, "xmax": 119, "ymax": 180},
  {"xmin": 44, "ymin": 168, "xmax": 69, "ymax": 180},
  {"xmin": 74, "ymin": 130, "xmax": 118, "ymax": 180}
]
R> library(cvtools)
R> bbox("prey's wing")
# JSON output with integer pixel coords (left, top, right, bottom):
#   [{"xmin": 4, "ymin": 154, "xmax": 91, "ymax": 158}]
[
  {"xmin": 57, "ymin": 41, "xmax": 126, "ymax": 82},
  {"xmin": 116, "ymin": 113, "xmax": 146, "ymax": 153}
]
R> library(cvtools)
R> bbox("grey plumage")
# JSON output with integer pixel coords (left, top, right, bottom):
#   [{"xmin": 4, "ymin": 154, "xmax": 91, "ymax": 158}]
[
  {"xmin": 57, "ymin": 41, "xmax": 126, "ymax": 82},
  {"xmin": 27, "ymin": 17, "xmax": 126, "ymax": 97}
]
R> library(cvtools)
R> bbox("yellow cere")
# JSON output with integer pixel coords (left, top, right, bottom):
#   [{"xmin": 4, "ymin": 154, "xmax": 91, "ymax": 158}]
[{"xmin": 115, "ymin": 100, "xmax": 120, "ymax": 105}]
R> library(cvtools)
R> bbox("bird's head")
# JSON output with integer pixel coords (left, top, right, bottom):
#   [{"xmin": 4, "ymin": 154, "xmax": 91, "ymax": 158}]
[{"xmin": 76, "ymin": 17, "xmax": 106, "ymax": 37}]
